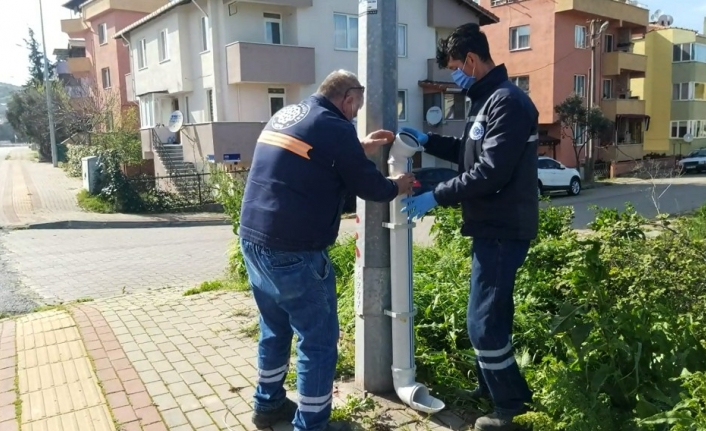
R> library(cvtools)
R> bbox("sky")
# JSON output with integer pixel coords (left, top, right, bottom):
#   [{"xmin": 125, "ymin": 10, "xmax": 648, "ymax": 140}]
[{"xmin": 0, "ymin": 0, "xmax": 704, "ymax": 86}]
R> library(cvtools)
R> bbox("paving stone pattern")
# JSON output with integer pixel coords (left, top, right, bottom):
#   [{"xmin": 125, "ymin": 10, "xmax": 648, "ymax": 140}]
[
  {"xmin": 15, "ymin": 310, "xmax": 115, "ymax": 431},
  {"xmin": 91, "ymin": 289, "xmax": 470, "ymax": 431},
  {"xmin": 1, "ymin": 226, "xmax": 232, "ymax": 304},
  {"xmin": 72, "ymin": 305, "xmax": 168, "ymax": 431},
  {"xmin": 0, "ymin": 320, "xmax": 18, "ymax": 431}
]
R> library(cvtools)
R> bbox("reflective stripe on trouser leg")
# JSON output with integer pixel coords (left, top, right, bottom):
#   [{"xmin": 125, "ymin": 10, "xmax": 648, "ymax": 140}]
[
  {"xmin": 258, "ymin": 364, "xmax": 289, "ymax": 384},
  {"xmin": 298, "ymin": 391, "xmax": 333, "ymax": 413}
]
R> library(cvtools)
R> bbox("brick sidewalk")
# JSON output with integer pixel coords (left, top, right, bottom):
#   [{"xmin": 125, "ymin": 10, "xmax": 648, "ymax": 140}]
[
  {"xmin": 0, "ymin": 288, "xmax": 472, "ymax": 430},
  {"xmin": 0, "ymin": 148, "xmax": 229, "ymax": 230}
]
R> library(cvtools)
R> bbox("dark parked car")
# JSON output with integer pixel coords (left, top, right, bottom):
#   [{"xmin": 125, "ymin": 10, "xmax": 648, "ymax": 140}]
[{"xmin": 342, "ymin": 167, "xmax": 458, "ymax": 213}]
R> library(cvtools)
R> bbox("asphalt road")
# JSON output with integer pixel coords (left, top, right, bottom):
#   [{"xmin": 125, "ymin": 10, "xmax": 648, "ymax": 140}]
[
  {"xmin": 0, "ymin": 147, "xmax": 41, "ymax": 315},
  {"xmin": 1, "ymin": 173, "xmax": 706, "ymax": 315}
]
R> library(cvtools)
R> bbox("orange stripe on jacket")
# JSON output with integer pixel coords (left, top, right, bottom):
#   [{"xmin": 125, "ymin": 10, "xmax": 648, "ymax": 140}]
[{"xmin": 258, "ymin": 130, "xmax": 313, "ymax": 160}]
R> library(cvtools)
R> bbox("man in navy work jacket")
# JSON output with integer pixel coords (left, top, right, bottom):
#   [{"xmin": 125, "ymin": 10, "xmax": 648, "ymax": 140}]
[
  {"xmin": 400, "ymin": 23, "xmax": 539, "ymax": 431},
  {"xmin": 239, "ymin": 69, "xmax": 415, "ymax": 431}
]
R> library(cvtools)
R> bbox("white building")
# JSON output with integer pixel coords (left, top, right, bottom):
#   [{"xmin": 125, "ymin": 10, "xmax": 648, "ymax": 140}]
[{"xmin": 115, "ymin": 0, "xmax": 498, "ymax": 174}]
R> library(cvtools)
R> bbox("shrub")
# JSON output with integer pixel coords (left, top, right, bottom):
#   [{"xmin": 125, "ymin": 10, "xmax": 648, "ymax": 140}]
[{"xmin": 214, "ymin": 167, "xmax": 706, "ymax": 430}]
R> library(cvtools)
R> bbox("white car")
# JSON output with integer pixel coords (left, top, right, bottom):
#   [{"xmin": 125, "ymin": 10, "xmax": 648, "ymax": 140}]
[
  {"xmin": 538, "ymin": 156, "xmax": 582, "ymax": 196},
  {"xmin": 677, "ymin": 149, "xmax": 706, "ymax": 174}
]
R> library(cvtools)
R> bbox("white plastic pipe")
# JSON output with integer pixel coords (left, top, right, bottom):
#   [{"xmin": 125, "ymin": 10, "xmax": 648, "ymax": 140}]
[{"xmin": 384, "ymin": 132, "xmax": 445, "ymax": 415}]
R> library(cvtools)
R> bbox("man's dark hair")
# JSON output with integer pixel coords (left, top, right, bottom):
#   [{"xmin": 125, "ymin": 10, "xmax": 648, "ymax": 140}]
[{"xmin": 436, "ymin": 23, "xmax": 493, "ymax": 69}]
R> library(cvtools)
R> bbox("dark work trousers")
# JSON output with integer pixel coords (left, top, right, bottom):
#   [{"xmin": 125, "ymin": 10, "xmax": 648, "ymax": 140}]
[{"xmin": 467, "ymin": 237, "xmax": 533, "ymax": 416}]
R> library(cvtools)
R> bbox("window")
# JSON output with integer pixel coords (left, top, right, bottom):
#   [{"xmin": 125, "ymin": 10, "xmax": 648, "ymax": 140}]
[
  {"xmin": 101, "ymin": 67, "xmax": 111, "ymax": 89},
  {"xmin": 573, "ymin": 75, "xmax": 586, "ymax": 97},
  {"xmin": 670, "ymin": 120, "xmax": 689, "ymax": 138},
  {"xmin": 98, "ymin": 23, "xmax": 108, "ymax": 45},
  {"xmin": 206, "ymin": 89, "xmax": 214, "ymax": 121},
  {"xmin": 200, "ymin": 16, "xmax": 210, "ymax": 52},
  {"xmin": 602, "ymin": 79, "xmax": 612, "ymax": 99},
  {"xmin": 539, "ymin": 158, "xmax": 561, "ymax": 169},
  {"xmin": 695, "ymin": 83, "xmax": 706, "ymax": 100},
  {"xmin": 604, "ymin": 34, "xmax": 614, "ymax": 52},
  {"xmin": 264, "ymin": 13, "xmax": 282, "ymax": 45},
  {"xmin": 443, "ymin": 92, "xmax": 468, "ymax": 120},
  {"xmin": 509, "ymin": 25, "xmax": 530, "ymax": 51},
  {"xmin": 397, "ymin": 90, "xmax": 407, "ymax": 122},
  {"xmin": 138, "ymin": 94, "xmax": 158, "ymax": 128},
  {"xmin": 573, "ymin": 124, "xmax": 587, "ymax": 146},
  {"xmin": 268, "ymin": 88, "xmax": 285, "ymax": 116},
  {"xmin": 184, "ymin": 96, "xmax": 191, "ymax": 123},
  {"xmin": 137, "ymin": 39, "xmax": 147, "ymax": 70},
  {"xmin": 673, "ymin": 43, "xmax": 706, "ymax": 62},
  {"xmin": 510, "ymin": 76, "xmax": 529, "ymax": 93},
  {"xmin": 334, "ymin": 13, "xmax": 358, "ymax": 50},
  {"xmin": 159, "ymin": 29, "xmax": 169, "ymax": 62},
  {"xmin": 398, "ymin": 24, "xmax": 407, "ymax": 57},
  {"xmin": 673, "ymin": 83, "xmax": 691, "ymax": 100},
  {"xmin": 575, "ymin": 26, "xmax": 587, "ymax": 49}
]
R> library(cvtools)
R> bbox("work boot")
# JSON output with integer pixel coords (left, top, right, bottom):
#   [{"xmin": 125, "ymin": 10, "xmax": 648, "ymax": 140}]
[
  {"xmin": 473, "ymin": 412, "xmax": 520, "ymax": 431},
  {"xmin": 252, "ymin": 398, "xmax": 297, "ymax": 429}
]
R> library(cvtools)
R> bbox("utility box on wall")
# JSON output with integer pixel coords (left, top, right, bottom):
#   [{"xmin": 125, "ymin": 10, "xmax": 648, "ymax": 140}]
[{"xmin": 82, "ymin": 156, "xmax": 99, "ymax": 194}]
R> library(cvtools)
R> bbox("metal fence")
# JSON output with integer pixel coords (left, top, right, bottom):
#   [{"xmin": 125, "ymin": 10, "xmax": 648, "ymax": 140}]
[{"xmin": 126, "ymin": 172, "xmax": 217, "ymax": 209}]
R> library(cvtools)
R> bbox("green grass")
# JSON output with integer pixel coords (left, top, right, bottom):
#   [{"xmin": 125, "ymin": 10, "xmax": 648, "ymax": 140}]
[
  {"xmin": 76, "ymin": 190, "xmax": 115, "ymax": 213},
  {"xmin": 183, "ymin": 278, "xmax": 249, "ymax": 296}
]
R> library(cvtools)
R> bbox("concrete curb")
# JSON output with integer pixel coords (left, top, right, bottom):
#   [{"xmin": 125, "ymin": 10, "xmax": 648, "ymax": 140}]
[{"xmin": 4, "ymin": 218, "xmax": 232, "ymax": 230}]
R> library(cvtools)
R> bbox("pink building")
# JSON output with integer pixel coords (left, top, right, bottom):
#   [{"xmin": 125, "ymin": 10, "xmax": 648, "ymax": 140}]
[
  {"xmin": 478, "ymin": 0, "xmax": 650, "ymax": 168},
  {"xmin": 60, "ymin": 0, "xmax": 169, "ymax": 117}
]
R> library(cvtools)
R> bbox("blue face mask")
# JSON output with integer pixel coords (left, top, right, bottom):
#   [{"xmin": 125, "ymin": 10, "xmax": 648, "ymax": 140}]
[{"xmin": 452, "ymin": 58, "xmax": 476, "ymax": 89}]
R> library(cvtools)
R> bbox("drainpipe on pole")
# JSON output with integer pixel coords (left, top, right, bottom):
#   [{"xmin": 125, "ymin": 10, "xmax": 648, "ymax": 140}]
[{"xmin": 385, "ymin": 132, "xmax": 445, "ymax": 414}]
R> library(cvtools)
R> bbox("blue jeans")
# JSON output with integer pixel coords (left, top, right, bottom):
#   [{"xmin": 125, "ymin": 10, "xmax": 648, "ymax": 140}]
[
  {"xmin": 467, "ymin": 237, "xmax": 532, "ymax": 416},
  {"xmin": 240, "ymin": 239, "xmax": 339, "ymax": 431}
]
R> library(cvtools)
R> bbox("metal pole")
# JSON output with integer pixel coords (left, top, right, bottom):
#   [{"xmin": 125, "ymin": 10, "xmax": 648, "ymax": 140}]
[
  {"xmin": 38, "ymin": 0, "xmax": 58, "ymax": 167},
  {"xmin": 586, "ymin": 19, "xmax": 597, "ymax": 182},
  {"xmin": 354, "ymin": 0, "xmax": 397, "ymax": 393}
]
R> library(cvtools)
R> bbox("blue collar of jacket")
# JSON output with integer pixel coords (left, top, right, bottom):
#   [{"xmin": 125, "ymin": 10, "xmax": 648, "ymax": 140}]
[
  {"xmin": 311, "ymin": 94, "xmax": 349, "ymax": 121},
  {"xmin": 466, "ymin": 64, "xmax": 509, "ymax": 100}
]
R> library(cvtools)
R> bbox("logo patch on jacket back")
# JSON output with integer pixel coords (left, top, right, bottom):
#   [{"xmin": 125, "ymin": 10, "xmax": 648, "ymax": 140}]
[
  {"xmin": 271, "ymin": 103, "xmax": 311, "ymax": 130},
  {"xmin": 470, "ymin": 122, "xmax": 485, "ymax": 140}
]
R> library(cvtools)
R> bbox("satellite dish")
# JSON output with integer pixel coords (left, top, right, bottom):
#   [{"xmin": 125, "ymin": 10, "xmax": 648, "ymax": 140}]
[
  {"xmin": 658, "ymin": 14, "xmax": 674, "ymax": 27},
  {"xmin": 684, "ymin": 133, "xmax": 694, "ymax": 143},
  {"xmin": 650, "ymin": 9, "xmax": 662, "ymax": 22},
  {"xmin": 167, "ymin": 110, "xmax": 184, "ymax": 133},
  {"xmin": 425, "ymin": 106, "xmax": 443, "ymax": 126}
]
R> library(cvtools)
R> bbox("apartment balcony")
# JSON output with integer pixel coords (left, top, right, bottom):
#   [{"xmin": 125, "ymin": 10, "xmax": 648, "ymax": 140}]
[
  {"xmin": 600, "ymin": 98, "xmax": 645, "ymax": 119},
  {"xmin": 427, "ymin": 59, "xmax": 453, "ymax": 83},
  {"xmin": 226, "ymin": 42, "xmax": 315, "ymax": 85},
  {"xmin": 422, "ymin": 120, "xmax": 466, "ymax": 137},
  {"xmin": 603, "ymin": 51, "xmax": 646, "ymax": 76},
  {"xmin": 231, "ymin": 0, "xmax": 312, "ymax": 6},
  {"xmin": 83, "ymin": 0, "xmax": 169, "ymax": 21},
  {"xmin": 427, "ymin": 0, "xmax": 488, "ymax": 28},
  {"xmin": 67, "ymin": 57, "xmax": 92, "ymax": 74},
  {"xmin": 60, "ymin": 18, "xmax": 87, "ymax": 36},
  {"xmin": 555, "ymin": 0, "xmax": 649, "ymax": 28},
  {"xmin": 180, "ymin": 122, "xmax": 267, "ymax": 166}
]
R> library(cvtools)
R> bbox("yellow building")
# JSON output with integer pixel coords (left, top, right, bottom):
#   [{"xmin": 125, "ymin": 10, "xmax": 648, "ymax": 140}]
[{"xmin": 633, "ymin": 25, "xmax": 706, "ymax": 155}]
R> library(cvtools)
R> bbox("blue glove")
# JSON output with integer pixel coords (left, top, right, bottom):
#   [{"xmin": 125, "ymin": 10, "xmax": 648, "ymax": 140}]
[
  {"xmin": 401, "ymin": 192, "xmax": 437, "ymax": 220},
  {"xmin": 399, "ymin": 127, "xmax": 429, "ymax": 146}
]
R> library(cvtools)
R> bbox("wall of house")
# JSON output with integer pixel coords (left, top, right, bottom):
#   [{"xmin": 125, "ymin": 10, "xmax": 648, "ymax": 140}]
[
  {"xmin": 88, "ymin": 10, "xmax": 146, "ymax": 108},
  {"xmin": 130, "ymin": 11, "xmax": 188, "ymax": 96},
  {"xmin": 479, "ymin": 0, "xmax": 556, "ymax": 124}
]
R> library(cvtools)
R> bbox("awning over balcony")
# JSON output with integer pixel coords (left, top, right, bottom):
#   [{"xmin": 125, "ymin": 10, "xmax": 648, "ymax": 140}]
[{"xmin": 418, "ymin": 80, "xmax": 459, "ymax": 92}]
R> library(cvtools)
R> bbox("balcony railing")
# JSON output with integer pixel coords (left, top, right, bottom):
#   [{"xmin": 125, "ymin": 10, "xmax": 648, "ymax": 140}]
[
  {"xmin": 601, "ymin": 97, "xmax": 646, "ymax": 119},
  {"xmin": 603, "ymin": 51, "xmax": 647, "ymax": 75},
  {"xmin": 555, "ymin": 0, "xmax": 649, "ymax": 27},
  {"xmin": 226, "ymin": 42, "xmax": 315, "ymax": 85}
]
